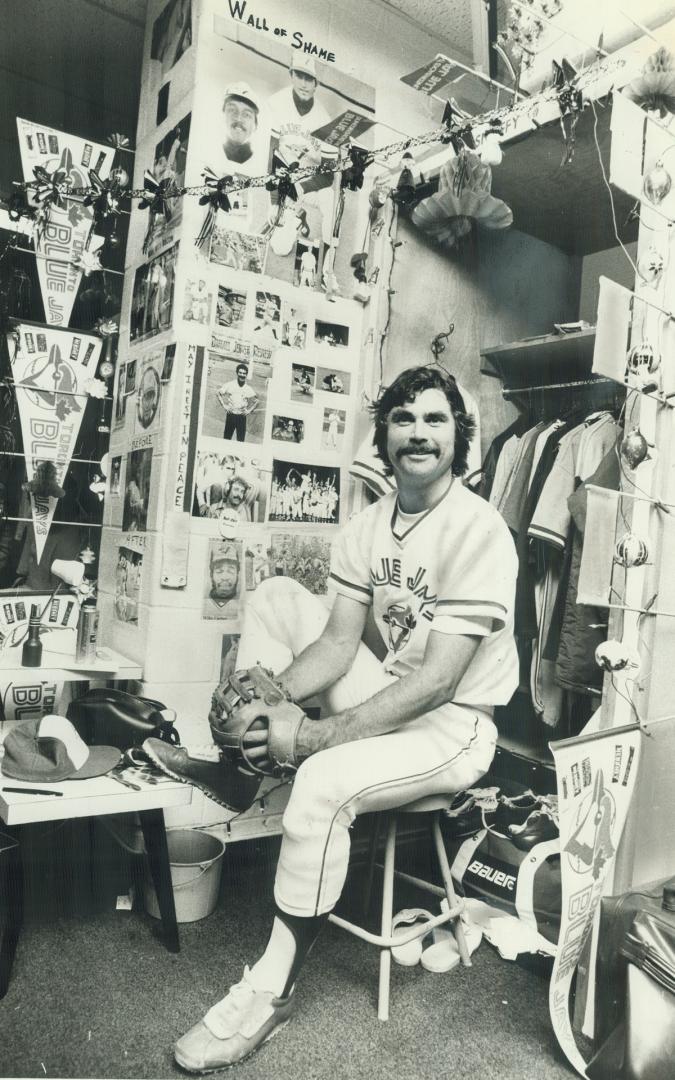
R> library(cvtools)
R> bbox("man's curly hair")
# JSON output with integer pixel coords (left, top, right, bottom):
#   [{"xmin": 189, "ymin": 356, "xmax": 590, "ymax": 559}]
[{"xmin": 369, "ymin": 366, "xmax": 475, "ymax": 478}]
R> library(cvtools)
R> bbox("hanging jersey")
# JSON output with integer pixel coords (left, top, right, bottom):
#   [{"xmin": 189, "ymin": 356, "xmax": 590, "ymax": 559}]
[{"xmin": 329, "ymin": 480, "xmax": 519, "ymax": 706}]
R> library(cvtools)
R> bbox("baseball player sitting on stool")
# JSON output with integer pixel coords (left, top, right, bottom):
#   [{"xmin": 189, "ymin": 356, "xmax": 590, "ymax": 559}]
[{"xmin": 144, "ymin": 365, "xmax": 518, "ymax": 1072}]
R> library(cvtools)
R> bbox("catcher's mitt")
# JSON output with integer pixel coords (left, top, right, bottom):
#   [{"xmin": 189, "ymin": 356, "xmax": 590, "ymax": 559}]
[{"xmin": 209, "ymin": 664, "xmax": 306, "ymax": 777}]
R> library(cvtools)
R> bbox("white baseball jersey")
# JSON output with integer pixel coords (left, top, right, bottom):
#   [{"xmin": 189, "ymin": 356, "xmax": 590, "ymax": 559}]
[
  {"xmin": 329, "ymin": 480, "xmax": 519, "ymax": 707},
  {"xmin": 219, "ymin": 379, "xmax": 256, "ymax": 415}
]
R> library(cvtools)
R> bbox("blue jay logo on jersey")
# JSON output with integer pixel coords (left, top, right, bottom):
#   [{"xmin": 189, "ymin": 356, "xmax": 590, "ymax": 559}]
[{"xmin": 382, "ymin": 603, "xmax": 417, "ymax": 653}]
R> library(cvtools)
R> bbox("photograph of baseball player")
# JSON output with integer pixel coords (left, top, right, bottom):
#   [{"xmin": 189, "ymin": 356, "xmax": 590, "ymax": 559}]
[
  {"xmin": 161, "ymin": 343, "xmax": 176, "ymax": 382},
  {"xmin": 150, "ymin": 0, "xmax": 191, "ymax": 75},
  {"xmin": 146, "ymin": 114, "xmax": 191, "ymax": 258},
  {"xmin": 182, "ymin": 277, "xmax": 212, "ymax": 325},
  {"xmin": 321, "ymin": 407, "xmax": 346, "ymax": 452},
  {"xmin": 114, "ymin": 546, "xmax": 143, "ymax": 624},
  {"xmin": 244, "ymin": 540, "xmax": 274, "ymax": 591},
  {"xmin": 271, "ymin": 414, "xmax": 305, "ymax": 444},
  {"xmin": 143, "ymin": 367, "xmax": 518, "ymax": 1073},
  {"xmin": 136, "ymin": 361, "xmax": 162, "ymax": 431},
  {"xmin": 219, "ymin": 82, "xmax": 268, "ymax": 176},
  {"xmin": 294, "ymin": 242, "xmax": 318, "ymax": 289},
  {"xmin": 268, "ymin": 461, "xmax": 340, "ymax": 524},
  {"xmin": 270, "ymin": 533, "xmax": 332, "ymax": 594},
  {"xmin": 202, "ymin": 540, "xmax": 242, "ymax": 621},
  {"xmin": 316, "ymin": 366, "xmax": 351, "ymax": 396},
  {"xmin": 125, "ymin": 359, "xmax": 137, "ymax": 395},
  {"xmin": 252, "ymin": 291, "xmax": 282, "ymax": 343},
  {"xmin": 209, "ymin": 227, "xmax": 267, "ymax": 274},
  {"xmin": 216, "ymin": 285, "xmax": 247, "ymax": 329},
  {"xmin": 220, "ymin": 633, "xmax": 240, "ymax": 682},
  {"xmin": 130, "ymin": 243, "xmax": 178, "ymax": 342},
  {"xmin": 122, "ymin": 447, "xmax": 153, "ymax": 532},
  {"xmin": 201, "ymin": 354, "xmax": 266, "ymax": 445},
  {"xmin": 109, "ymin": 456, "xmax": 122, "ymax": 497},
  {"xmin": 113, "ymin": 364, "xmax": 127, "ymax": 428},
  {"xmin": 290, "ymin": 363, "xmax": 315, "ymax": 403},
  {"xmin": 281, "ymin": 300, "xmax": 308, "ymax": 349},
  {"xmin": 315, "ymin": 319, "xmax": 350, "ymax": 348},
  {"xmin": 192, "ymin": 448, "xmax": 267, "ymax": 524}
]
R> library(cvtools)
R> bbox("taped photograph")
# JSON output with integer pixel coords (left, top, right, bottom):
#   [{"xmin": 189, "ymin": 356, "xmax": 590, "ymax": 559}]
[
  {"xmin": 202, "ymin": 354, "xmax": 267, "ymax": 445},
  {"xmin": 193, "ymin": 447, "xmax": 268, "ymax": 524},
  {"xmin": 291, "ymin": 362, "xmax": 315, "ymax": 403},
  {"xmin": 203, "ymin": 539, "xmax": 242, "ymax": 621},
  {"xmin": 270, "ymin": 533, "xmax": 332, "ymax": 595},
  {"xmin": 269, "ymin": 461, "xmax": 340, "ymax": 524}
]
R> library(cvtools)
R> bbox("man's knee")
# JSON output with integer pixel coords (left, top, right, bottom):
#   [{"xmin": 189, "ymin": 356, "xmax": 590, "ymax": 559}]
[{"xmin": 281, "ymin": 755, "xmax": 346, "ymax": 839}]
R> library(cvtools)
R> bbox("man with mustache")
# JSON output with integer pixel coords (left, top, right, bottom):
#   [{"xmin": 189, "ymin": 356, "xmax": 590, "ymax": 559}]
[
  {"xmin": 221, "ymin": 83, "xmax": 262, "ymax": 170},
  {"xmin": 146, "ymin": 366, "xmax": 518, "ymax": 1071}
]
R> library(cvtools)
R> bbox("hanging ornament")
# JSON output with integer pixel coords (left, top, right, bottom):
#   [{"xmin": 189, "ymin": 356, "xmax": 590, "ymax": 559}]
[
  {"xmin": 83, "ymin": 169, "xmax": 123, "ymax": 226},
  {"xmin": 411, "ymin": 151, "xmax": 512, "ymax": 250},
  {"xmin": 196, "ymin": 168, "xmax": 233, "ymax": 250},
  {"xmin": 620, "ymin": 428, "xmax": 653, "ymax": 470},
  {"xmin": 79, "ymin": 545, "xmax": 97, "ymax": 565},
  {"xmin": 107, "ymin": 133, "xmax": 131, "ymax": 151},
  {"xmin": 637, "ymin": 245, "xmax": 665, "ymax": 287},
  {"xmin": 89, "ymin": 474, "xmax": 106, "ymax": 501},
  {"xmin": 552, "ymin": 59, "xmax": 584, "ymax": 165},
  {"xmin": 624, "ymin": 340, "xmax": 661, "ymax": 393},
  {"xmin": 479, "ymin": 130, "xmax": 504, "ymax": 167},
  {"xmin": 391, "ymin": 151, "xmax": 417, "ymax": 208},
  {"xmin": 110, "ymin": 165, "xmax": 129, "ymax": 189},
  {"xmin": 625, "ymin": 47, "xmax": 675, "ymax": 119},
  {"xmin": 369, "ymin": 185, "xmax": 387, "ymax": 211},
  {"xmin": 341, "ymin": 145, "xmax": 373, "ymax": 192},
  {"xmin": 595, "ymin": 640, "xmax": 641, "ymax": 674},
  {"xmin": 99, "ymin": 360, "xmax": 115, "ymax": 380},
  {"xmin": 73, "ymin": 249, "xmax": 103, "ymax": 277},
  {"xmin": 643, "ymin": 159, "xmax": 672, "ymax": 205},
  {"xmin": 84, "ymin": 377, "xmax": 107, "ymax": 399},
  {"xmin": 615, "ymin": 532, "xmax": 650, "ymax": 568}
]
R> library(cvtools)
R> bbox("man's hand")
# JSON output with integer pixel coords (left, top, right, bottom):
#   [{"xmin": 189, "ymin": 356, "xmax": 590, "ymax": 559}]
[{"xmin": 210, "ymin": 698, "xmax": 307, "ymax": 776}]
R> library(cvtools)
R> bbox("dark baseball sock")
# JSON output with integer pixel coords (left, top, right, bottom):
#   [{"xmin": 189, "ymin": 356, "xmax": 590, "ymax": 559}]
[{"xmin": 248, "ymin": 906, "xmax": 328, "ymax": 998}]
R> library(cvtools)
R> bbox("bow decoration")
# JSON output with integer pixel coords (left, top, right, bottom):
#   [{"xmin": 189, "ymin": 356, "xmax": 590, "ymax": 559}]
[
  {"xmin": 195, "ymin": 168, "xmax": 233, "ymax": 250},
  {"xmin": 553, "ymin": 59, "xmax": 584, "ymax": 165},
  {"xmin": 83, "ymin": 169, "xmax": 123, "ymax": 223},
  {"xmin": 30, "ymin": 164, "xmax": 71, "ymax": 210},
  {"xmin": 139, "ymin": 170, "xmax": 176, "ymax": 252},
  {"xmin": 341, "ymin": 145, "xmax": 374, "ymax": 192},
  {"xmin": 73, "ymin": 249, "xmax": 103, "ymax": 277}
]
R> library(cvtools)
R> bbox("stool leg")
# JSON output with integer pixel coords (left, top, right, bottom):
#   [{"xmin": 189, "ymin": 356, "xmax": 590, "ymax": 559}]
[
  {"xmin": 431, "ymin": 813, "xmax": 472, "ymax": 967},
  {"xmin": 378, "ymin": 814, "xmax": 397, "ymax": 1021},
  {"xmin": 362, "ymin": 813, "xmax": 382, "ymax": 916}
]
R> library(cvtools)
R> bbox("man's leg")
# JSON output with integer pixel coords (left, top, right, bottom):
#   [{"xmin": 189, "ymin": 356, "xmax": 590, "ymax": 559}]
[{"xmin": 223, "ymin": 412, "xmax": 236, "ymax": 439}]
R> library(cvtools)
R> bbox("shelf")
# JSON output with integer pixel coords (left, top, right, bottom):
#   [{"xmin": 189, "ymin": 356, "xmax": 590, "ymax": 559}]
[{"xmin": 481, "ymin": 327, "xmax": 600, "ymax": 391}]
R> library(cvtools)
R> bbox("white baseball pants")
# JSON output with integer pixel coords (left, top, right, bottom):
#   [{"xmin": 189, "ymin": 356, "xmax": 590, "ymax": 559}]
[{"xmin": 237, "ymin": 577, "xmax": 497, "ymax": 917}]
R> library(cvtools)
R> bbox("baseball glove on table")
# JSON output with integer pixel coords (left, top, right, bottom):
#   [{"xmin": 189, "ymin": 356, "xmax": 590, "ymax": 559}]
[{"xmin": 209, "ymin": 664, "xmax": 307, "ymax": 777}]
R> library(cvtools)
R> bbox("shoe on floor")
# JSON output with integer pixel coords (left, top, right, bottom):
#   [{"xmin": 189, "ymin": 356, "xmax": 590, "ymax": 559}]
[
  {"xmin": 142, "ymin": 738, "xmax": 262, "ymax": 813},
  {"xmin": 390, "ymin": 908, "xmax": 434, "ymax": 966},
  {"xmin": 420, "ymin": 922, "xmax": 483, "ymax": 973},
  {"xmin": 175, "ymin": 967, "xmax": 295, "ymax": 1073}
]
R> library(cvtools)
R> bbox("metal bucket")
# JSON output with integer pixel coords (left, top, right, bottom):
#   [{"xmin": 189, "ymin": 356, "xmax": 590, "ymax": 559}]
[{"xmin": 144, "ymin": 829, "xmax": 225, "ymax": 923}]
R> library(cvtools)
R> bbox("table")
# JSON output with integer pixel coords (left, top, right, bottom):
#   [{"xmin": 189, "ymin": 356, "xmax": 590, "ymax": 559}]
[
  {"xmin": 0, "ymin": 645, "xmax": 143, "ymax": 683},
  {"xmin": 0, "ymin": 772, "xmax": 192, "ymax": 998}
]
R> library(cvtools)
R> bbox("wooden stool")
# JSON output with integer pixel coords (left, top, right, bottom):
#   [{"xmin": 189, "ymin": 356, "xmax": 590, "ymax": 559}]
[{"xmin": 328, "ymin": 794, "xmax": 471, "ymax": 1021}]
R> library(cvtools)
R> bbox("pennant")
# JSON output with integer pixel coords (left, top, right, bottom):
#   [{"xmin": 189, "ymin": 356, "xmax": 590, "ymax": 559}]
[
  {"xmin": 16, "ymin": 119, "xmax": 115, "ymax": 328},
  {"xmin": 8, "ymin": 321, "xmax": 102, "ymax": 562},
  {"xmin": 549, "ymin": 725, "xmax": 642, "ymax": 1077}
]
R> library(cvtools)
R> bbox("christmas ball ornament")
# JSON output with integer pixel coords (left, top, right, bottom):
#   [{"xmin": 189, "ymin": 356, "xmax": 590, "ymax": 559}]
[
  {"xmin": 595, "ymin": 640, "xmax": 641, "ymax": 674},
  {"xmin": 110, "ymin": 165, "xmax": 129, "ymax": 188},
  {"xmin": 99, "ymin": 360, "xmax": 114, "ymax": 380},
  {"xmin": 643, "ymin": 159, "xmax": 672, "ymax": 204},
  {"xmin": 615, "ymin": 532, "xmax": 650, "ymax": 567},
  {"xmin": 620, "ymin": 428, "xmax": 652, "ymax": 470},
  {"xmin": 637, "ymin": 245, "xmax": 665, "ymax": 286},
  {"xmin": 479, "ymin": 132, "xmax": 503, "ymax": 166},
  {"xmin": 106, "ymin": 230, "xmax": 121, "ymax": 249}
]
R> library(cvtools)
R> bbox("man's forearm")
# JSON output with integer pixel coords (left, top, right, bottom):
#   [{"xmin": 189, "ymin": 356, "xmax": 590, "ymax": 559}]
[
  {"xmin": 278, "ymin": 636, "xmax": 355, "ymax": 703},
  {"xmin": 296, "ymin": 666, "xmax": 453, "ymax": 758}
]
